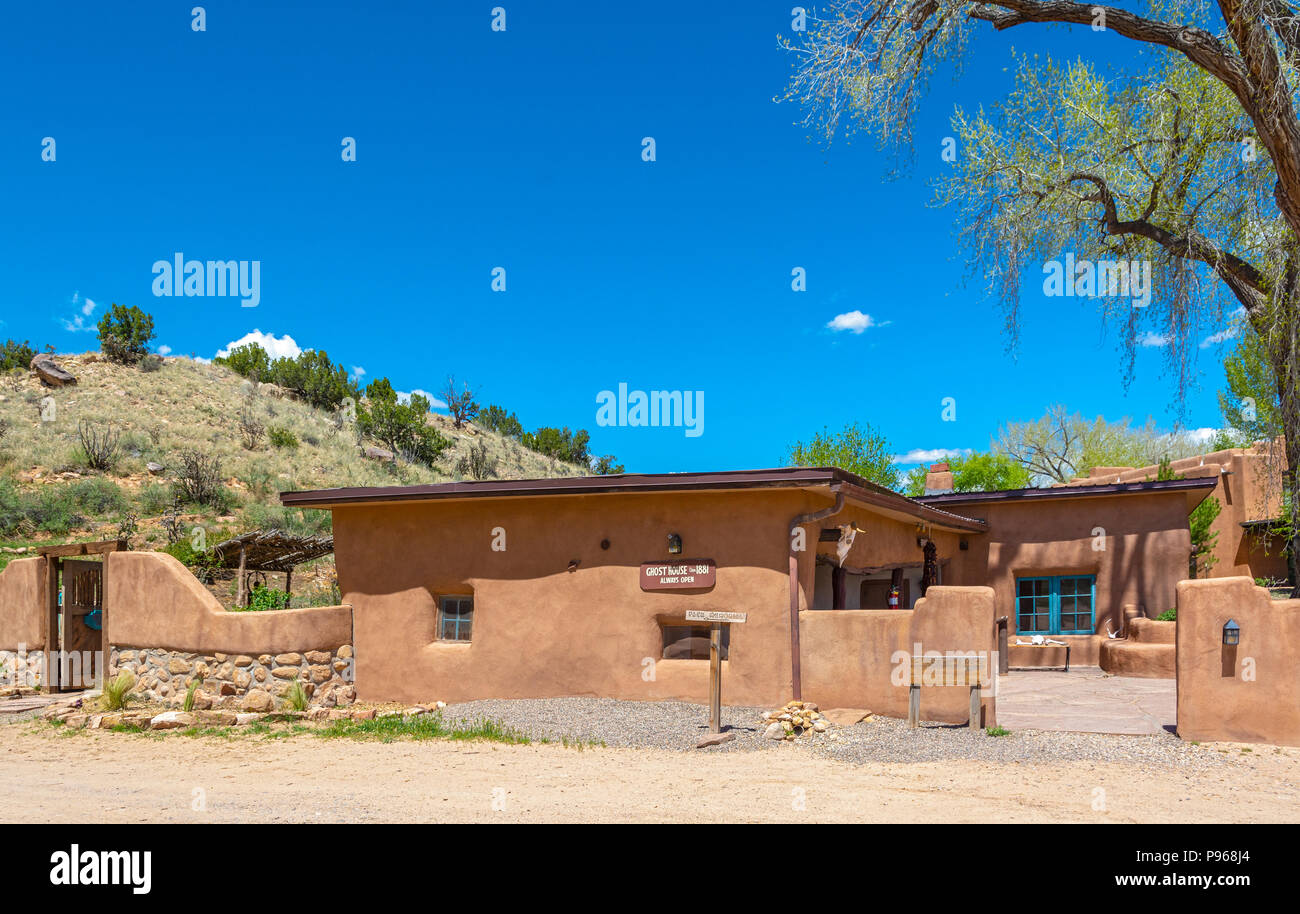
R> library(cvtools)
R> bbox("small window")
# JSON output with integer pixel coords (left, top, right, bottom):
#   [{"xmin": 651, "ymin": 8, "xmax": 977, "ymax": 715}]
[
  {"xmin": 661, "ymin": 624, "xmax": 729, "ymax": 660},
  {"xmin": 438, "ymin": 595, "xmax": 473, "ymax": 642}
]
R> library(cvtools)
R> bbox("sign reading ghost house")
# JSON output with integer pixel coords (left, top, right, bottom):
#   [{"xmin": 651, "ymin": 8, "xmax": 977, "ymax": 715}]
[{"xmin": 640, "ymin": 559, "xmax": 716, "ymax": 591}]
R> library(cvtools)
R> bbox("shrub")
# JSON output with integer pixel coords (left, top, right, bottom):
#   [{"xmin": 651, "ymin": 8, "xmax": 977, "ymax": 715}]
[
  {"xmin": 282, "ymin": 680, "xmax": 309, "ymax": 711},
  {"xmin": 522, "ymin": 426, "xmax": 591, "ymax": 466},
  {"xmin": 139, "ymin": 482, "xmax": 173, "ymax": 515},
  {"xmin": 96, "ymin": 303, "xmax": 155, "ymax": 365},
  {"xmin": 245, "ymin": 584, "xmax": 290, "ymax": 612},
  {"xmin": 268, "ymin": 425, "xmax": 299, "ymax": 449},
  {"xmin": 238, "ymin": 406, "xmax": 265, "ymax": 450},
  {"xmin": 0, "ymin": 479, "xmax": 24, "ymax": 534},
  {"xmin": 76, "ymin": 419, "xmax": 121, "ymax": 471},
  {"xmin": 138, "ymin": 354, "xmax": 163, "ymax": 372},
  {"xmin": 357, "ymin": 378, "xmax": 450, "ymax": 467},
  {"xmin": 0, "ymin": 339, "xmax": 37, "ymax": 373},
  {"xmin": 162, "ymin": 541, "xmax": 220, "ymax": 582},
  {"xmin": 1155, "ymin": 608, "xmax": 1177, "ymax": 621},
  {"xmin": 103, "ymin": 671, "xmax": 135, "ymax": 711},
  {"xmin": 455, "ymin": 442, "xmax": 496, "ymax": 480},
  {"xmin": 479, "ymin": 404, "xmax": 523, "ymax": 439},
  {"xmin": 182, "ymin": 679, "xmax": 200, "ymax": 712},
  {"xmin": 68, "ymin": 478, "xmax": 129, "ymax": 515},
  {"xmin": 172, "ymin": 450, "xmax": 226, "ymax": 510},
  {"xmin": 215, "ymin": 342, "xmax": 271, "ymax": 380}
]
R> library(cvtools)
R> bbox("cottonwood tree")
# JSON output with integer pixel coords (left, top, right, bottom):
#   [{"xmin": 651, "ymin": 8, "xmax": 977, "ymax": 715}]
[{"xmin": 784, "ymin": 1, "xmax": 1300, "ymax": 588}]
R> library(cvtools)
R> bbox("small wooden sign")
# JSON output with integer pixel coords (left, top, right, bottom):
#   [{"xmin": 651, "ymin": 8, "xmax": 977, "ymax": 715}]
[
  {"xmin": 909, "ymin": 654, "xmax": 988, "ymax": 688},
  {"xmin": 685, "ymin": 610, "xmax": 747, "ymax": 624},
  {"xmin": 640, "ymin": 559, "xmax": 716, "ymax": 591}
]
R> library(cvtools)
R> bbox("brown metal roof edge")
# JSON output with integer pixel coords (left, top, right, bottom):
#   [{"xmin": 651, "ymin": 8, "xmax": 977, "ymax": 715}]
[
  {"xmin": 278, "ymin": 465, "xmax": 987, "ymax": 531},
  {"xmin": 914, "ymin": 475, "xmax": 1220, "ymax": 506}
]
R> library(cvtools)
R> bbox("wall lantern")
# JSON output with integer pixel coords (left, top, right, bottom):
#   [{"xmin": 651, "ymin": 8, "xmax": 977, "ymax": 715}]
[
  {"xmin": 667, "ymin": 533, "xmax": 682, "ymax": 555},
  {"xmin": 1223, "ymin": 619, "xmax": 1240, "ymax": 646}
]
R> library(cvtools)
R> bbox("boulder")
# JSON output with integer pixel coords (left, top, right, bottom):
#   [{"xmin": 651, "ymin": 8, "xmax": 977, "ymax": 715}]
[
  {"xmin": 31, "ymin": 355, "xmax": 76, "ymax": 387},
  {"xmin": 149, "ymin": 711, "xmax": 196, "ymax": 731},
  {"xmin": 364, "ymin": 446, "xmax": 395, "ymax": 461},
  {"xmin": 241, "ymin": 691, "xmax": 274, "ymax": 713},
  {"xmin": 145, "ymin": 461, "xmax": 165, "ymax": 475}
]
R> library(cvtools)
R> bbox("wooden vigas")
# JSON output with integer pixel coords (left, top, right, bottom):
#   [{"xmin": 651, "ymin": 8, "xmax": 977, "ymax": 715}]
[{"xmin": 907, "ymin": 653, "xmax": 989, "ymax": 732}]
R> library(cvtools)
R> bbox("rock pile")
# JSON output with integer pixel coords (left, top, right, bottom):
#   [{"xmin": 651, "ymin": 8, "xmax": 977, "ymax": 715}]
[{"xmin": 760, "ymin": 700, "xmax": 830, "ymax": 740}]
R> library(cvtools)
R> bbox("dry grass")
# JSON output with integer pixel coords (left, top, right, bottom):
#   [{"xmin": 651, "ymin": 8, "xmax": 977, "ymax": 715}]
[{"xmin": 0, "ymin": 353, "xmax": 585, "ymax": 556}]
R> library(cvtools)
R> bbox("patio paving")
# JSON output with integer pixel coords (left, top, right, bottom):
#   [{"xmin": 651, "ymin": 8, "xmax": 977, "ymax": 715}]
[{"xmin": 995, "ymin": 667, "xmax": 1175, "ymax": 735}]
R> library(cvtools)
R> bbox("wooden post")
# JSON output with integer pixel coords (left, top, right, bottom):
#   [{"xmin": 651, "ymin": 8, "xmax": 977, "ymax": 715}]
[
  {"xmin": 997, "ymin": 616, "xmax": 1009, "ymax": 674},
  {"xmin": 236, "ymin": 546, "xmax": 247, "ymax": 608},
  {"xmin": 969, "ymin": 685, "xmax": 982, "ymax": 732},
  {"xmin": 709, "ymin": 622, "xmax": 722, "ymax": 733},
  {"xmin": 832, "ymin": 566, "xmax": 846, "ymax": 610},
  {"xmin": 44, "ymin": 556, "xmax": 60, "ymax": 693},
  {"xmin": 907, "ymin": 684, "xmax": 920, "ymax": 728},
  {"xmin": 284, "ymin": 569, "xmax": 293, "ymax": 608}
]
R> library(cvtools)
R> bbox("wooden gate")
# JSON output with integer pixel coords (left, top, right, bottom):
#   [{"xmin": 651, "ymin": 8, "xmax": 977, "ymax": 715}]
[{"xmin": 60, "ymin": 559, "xmax": 103, "ymax": 689}]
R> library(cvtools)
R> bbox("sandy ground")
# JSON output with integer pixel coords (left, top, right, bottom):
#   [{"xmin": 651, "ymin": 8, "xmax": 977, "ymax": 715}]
[{"xmin": 2, "ymin": 724, "xmax": 1297, "ymax": 823}]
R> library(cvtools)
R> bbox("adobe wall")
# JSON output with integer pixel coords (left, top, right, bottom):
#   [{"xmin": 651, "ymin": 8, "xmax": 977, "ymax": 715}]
[
  {"xmin": 799, "ymin": 585, "xmax": 997, "ymax": 725},
  {"xmin": 103, "ymin": 551, "xmax": 354, "ymax": 709},
  {"xmin": 942, "ymin": 492, "xmax": 1192, "ymax": 635},
  {"xmin": 1176, "ymin": 577, "xmax": 1300, "ymax": 746},
  {"xmin": 0, "ymin": 557, "xmax": 45, "ymax": 651},
  {"xmin": 331, "ymin": 488, "xmax": 973, "ymax": 708}
]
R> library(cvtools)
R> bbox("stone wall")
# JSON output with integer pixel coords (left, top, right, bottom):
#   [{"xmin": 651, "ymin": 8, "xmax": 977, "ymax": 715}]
[{"xmin": 109, "ymin": 644, "xmax": 355, "ymax": 712}]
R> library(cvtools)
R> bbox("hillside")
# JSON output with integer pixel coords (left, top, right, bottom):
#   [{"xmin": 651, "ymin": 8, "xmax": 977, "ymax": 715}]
[{"xmin": 0, "ymin": 353, "xmax": 585, "ymax": 597}]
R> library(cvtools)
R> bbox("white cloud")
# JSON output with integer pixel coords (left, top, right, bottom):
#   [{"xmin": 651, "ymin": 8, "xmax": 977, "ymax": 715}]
[
  {"xmin": 1200, "ymin": 307, "xmax": 1248, "ymax": 349},
  {"xmin": 215, "ymin": 330, "xmax": 303, "ymax": 360},
  {"xmin": 1138, "ymin": 332, "xmax": 1168, "ymax": 347},
  {"xmin": 350, "ymin": 365, "xmax": 366, "ymax": 381},
  {"xmin": 157, "ymin": 344, "xmax": 172, "ymax": 356},
  {"xmin": 1187, "ymin": 427, "xmax": 1219, "ymax": 444},
  {"xmin": 895, "ymin": 447, "xmax": 972, "ymax": 465},
  {"xmin": 62, "ymin": 292, "xmax": 98, "ymax": 332},
  {"xmin": 826, "ymin": 310, "xmax": 876, "ymax": 334},
  {"xmin": 398, "ymin": 388, "xmax": 449, "ymax": 410}
]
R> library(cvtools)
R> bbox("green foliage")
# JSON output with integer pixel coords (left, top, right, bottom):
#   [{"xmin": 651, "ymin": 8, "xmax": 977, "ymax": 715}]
[
  {"xmin": 0, "ymin": 340, "xmax": 37, "ymax": 373},
  {"xmin": 1155, "ymin": 608, "xmax": 1178, "ymax": 622},
  {"xmin": 521, "ymin": 426, "xmax": 591, "ymax": 467},
  {"xmin": 787, "ymin": 422, "xmax": 899, "ymax": 490},
  {"xmin": 357, "ymin": 378, "xmax": 450, "ymax": 466},
  {"xmin": 267, "ymin": 425, "xmax": 299, "ymax": 449},
  {"xmin": 244, "ymin": 584, "xmax": 291, "ymax": 612},
  {"xmin": 96, "ymin": 303, "xmax": 156, "ymax": 365},
  {"xmin": 216, "ymin": 343, "xmax": 359, "ymax": 411},
  {"xmin": 282, "ymin": 680, "xmax": 309, "ymax": 711},
  {"xmin": 1189, "ymin": 496, "xmax": 1222, "ymax": 578},
  {"xmin": 313, "ymin": 711, "xmax": 532, "ymax": 744},
  {"xmin": 241, "ymin": 502, "xmax": 332, "ymax": 537},
  {"xmin": 0, "ymin": 478, "xmax": 129, "ymax": 536},
  {"xmin": 479, "ymin": 404, "xmax": 523, "ymax": 439},
  {"xmin": 102, "ymin": 671, "xmax": 135, "ymax": 712},
  {"xmin": 985, "ymin": 726, "xmax": 1011, "ymax": 738},
  {"xmin": 183, "ymin": 679, "xmax": 200, "ymax": 712},
  {"xmin": 903, "ymin": 451, "xmax": 1032, "ymax": 496},
  {"xmin": 440, "ymin": 376, "xmax": 480, "ymax": 429},
  {"xmin": 162, "ymin": 541, "xmax": 221, "ymax": 582},
  {"xmin": 591, "ymin": 454, "xmax": 625, "ymax": 475},
  {"xmin": 216, "ymin": 343, "xmax": 271, "ymax": 380},
  {"xmin": 139, "ymin": 483, "xmax": 173, "ymax": 515},
  {"xmin": 1219, "ymin": 324, "xmax": 1282, "ymax": 446}
]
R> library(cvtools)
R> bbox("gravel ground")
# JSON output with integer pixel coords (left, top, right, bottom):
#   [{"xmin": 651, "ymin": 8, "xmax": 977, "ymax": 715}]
[{"xmin": 442, "ymin": 697, "xmax": 1247, "ymax": 768}]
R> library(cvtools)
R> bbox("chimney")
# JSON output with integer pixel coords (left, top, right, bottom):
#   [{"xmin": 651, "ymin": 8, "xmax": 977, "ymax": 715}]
[{"xmin": 923, "ymin": 462, "xmax": 954, "ymax": 496}]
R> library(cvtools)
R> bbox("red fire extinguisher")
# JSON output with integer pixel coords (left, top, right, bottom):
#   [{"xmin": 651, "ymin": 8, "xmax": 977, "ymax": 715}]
[{"xmin": 888, "ymin": 586, "xmax": 901, "ymax": 609}]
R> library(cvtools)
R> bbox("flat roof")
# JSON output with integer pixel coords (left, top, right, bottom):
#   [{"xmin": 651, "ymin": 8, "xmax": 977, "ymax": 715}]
[
  {"xmin": 280, "ymin": 466, "xmax": 989, "ymax": 533},
  {"xmin": 916, "ymin": 475, "xmax": 1219, "ymax": 511}
]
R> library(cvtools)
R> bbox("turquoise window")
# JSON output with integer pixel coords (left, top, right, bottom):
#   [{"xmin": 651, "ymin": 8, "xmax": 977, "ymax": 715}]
[
  {"xmin": 1015, "ymin": 575, "xmax": 1095, "ymax": 635},
  {"xmin": 438, "ymin": 595, "xmax": 474, "ymax": 642}
]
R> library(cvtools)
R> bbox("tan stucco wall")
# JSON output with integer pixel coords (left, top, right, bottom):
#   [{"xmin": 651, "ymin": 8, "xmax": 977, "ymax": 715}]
[
  {"xmin": 104, "ymin": 552, "xmax": 352, "ymax": 656},
  {"xmin": 942, "ymin": 492, "xmax": 1192, "ymax": 635},
  {"xmin": 0, "ymin": 557, "xmax": 44, "ymax": 651},
  {"xmin": 799, "ymin": 585, "xmax": 997, "ymax": 724},
  {"xmin": 1176, "ymin": 577, "xmax": 1300, "ymax": 746},
  {"xmin": 332, "ymin": 488, "xmax": 976, "ymax": 707}
]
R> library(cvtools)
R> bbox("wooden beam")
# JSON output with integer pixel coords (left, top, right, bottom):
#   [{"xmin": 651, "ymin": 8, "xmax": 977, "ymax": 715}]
[
  {"xmin": 44, "ymin": 556, "xmax": 59, "ymax": 693},
  {"xmin": 36, "ymin": 539, "xmax": 127, "ymax": 558}
]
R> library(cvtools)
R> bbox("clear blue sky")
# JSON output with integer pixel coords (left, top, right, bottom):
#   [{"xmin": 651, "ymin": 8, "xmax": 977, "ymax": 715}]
[{"xmin": 0, "ymin": 2, "xmax": 1237, "ymax": 473}]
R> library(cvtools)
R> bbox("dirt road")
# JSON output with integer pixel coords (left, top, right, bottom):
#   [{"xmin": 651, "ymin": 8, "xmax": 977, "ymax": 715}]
[{"xmin": 1, "ymin": 725, "xmax": 1296, "ymax": 823}]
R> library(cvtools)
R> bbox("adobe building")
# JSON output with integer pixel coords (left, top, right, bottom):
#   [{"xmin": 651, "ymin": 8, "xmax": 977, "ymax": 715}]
[
  {"xmin": 279, "ymin": 464, "xmax": 1218, "ymax": 711},
  {"xmin": 1052, "ymin": 440, "xmax": 1291, "ymax": 583}
]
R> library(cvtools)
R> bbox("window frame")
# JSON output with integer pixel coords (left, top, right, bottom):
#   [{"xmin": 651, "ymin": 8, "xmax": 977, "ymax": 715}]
[
  {"xmin": 437, "ymin": 594, "xmax": 474, "ymax": 643},
  {"xmin": 1014, "ymin": 574, "xmax": 1096, "ymax": 636}
]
